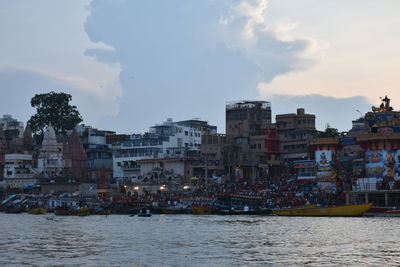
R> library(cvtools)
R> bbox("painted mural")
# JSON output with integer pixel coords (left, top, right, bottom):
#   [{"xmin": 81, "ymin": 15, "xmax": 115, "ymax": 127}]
[{"xmin": 365, "ymin": 149, "xmax": 400, "ymax": 180}]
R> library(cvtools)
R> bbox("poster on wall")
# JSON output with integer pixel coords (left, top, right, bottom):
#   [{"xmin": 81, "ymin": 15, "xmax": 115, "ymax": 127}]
[
  {"xmin": 395, "ymin": 150, "xmax": 400, "ymax": 180},
  {"xmin": 384, "ymin": 149, "xmax": 396, "ymax": 178},
  {"xmin": 365, "ymin": 150, "xmax": 384, "ymax": 178},
  {"xmin": 315, "ymin": 150, "xmax": 335, "ymax": 181},
  {"xmin": 365, "ymin": 149, "xmax": 400, "ymax": 179}
]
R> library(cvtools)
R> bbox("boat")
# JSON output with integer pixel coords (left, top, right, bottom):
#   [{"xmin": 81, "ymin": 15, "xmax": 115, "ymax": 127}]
[
  {"xmin": 76, "ymin": 208, "xmax": 90, "ymax": 216},
  {"xmin": 137, "ymin": 209, "xmax": 152, "ymax": 217},
  {"xmin": 29, "ymin": 207, "xmax": 47, "ymax": 215},
  {"xmin": 55, "ymin": 207, "xmax": 90, "ymax": 216},
  {"xmin": 272, "ymin": 203, "xmax": 373, "ymax": 216},
  {"xmin": 192, "ymin": 205, "xmax": 216, "ymax": 215},
  {"xmin": 160, "ymin": 206, "xmax": 191, "ymax": 214}
]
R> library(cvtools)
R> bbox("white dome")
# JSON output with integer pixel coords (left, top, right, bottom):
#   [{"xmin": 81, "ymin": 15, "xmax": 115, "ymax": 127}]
[{"xmin": 41, "ymin": 125, "xmax": 58, "ymax": 152}]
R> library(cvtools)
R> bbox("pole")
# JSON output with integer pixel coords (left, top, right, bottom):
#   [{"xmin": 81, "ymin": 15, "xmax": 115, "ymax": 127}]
[
  {"xmin": 252, "ymin": 149, "xmax": 255, "ymax": 185},
  {"xmin": 205, "ymin": 153, "xmax": 208, "ymax": 190}
]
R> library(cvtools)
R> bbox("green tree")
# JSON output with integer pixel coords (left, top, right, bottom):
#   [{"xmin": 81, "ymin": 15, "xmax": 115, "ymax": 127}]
[
  {"xmin": 316, "ymin": 124, "xmax": 339, "ymax": 138},
  {"xmin": 29, "ymin": 91, "xmax": 83, "ymax": 136}
]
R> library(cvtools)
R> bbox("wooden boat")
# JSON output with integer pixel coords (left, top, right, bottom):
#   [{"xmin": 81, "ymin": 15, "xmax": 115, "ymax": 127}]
[
  {"xmin": 29, "ymin": 207, "xmax": 47, "ymax": 215},
  {"xmin": 76, "ymin": 208, "xmax": 90, "ymax": 216},
  {"xmin": 192, "ymin": 205, "xmax": 216, "ymax": 215},
  {"xmin": 160, "ymin": 206, "xmax": 191, "ymax": 214},
  {"xmin": 272, "ymin": 203, "xmax": 372, "ymax": 217},
  {"xmin": 55, "ymin": 207, "xmax": 90, "ymax": 216}
]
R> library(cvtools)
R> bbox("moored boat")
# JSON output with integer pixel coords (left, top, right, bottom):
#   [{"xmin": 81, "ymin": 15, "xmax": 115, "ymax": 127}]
[
  {"xmin": 29, "ymin": 207, "xmax": 47, "ymax": 215},
  {"xmin": 192, "ymin": 205, "xmax": 216, "ymax": 215},
  {"xmin": 137, "ymin": 209, "xmax": 152, "ymax": 217},
  {"xmin": 272, "ymin": 203, "xmax": 372, "ymax": 217}
]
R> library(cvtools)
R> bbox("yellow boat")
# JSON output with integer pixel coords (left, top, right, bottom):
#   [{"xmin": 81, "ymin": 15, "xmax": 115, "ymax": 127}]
[
  {"xmin": 76, "ymin": 208, "xmax": 90, "ymax": 216},
  {"xmin": 272, "ymin": 203, "xmax": 372, "ymax": 217},
  {"xmin": 29, "ymin": 207, "xmax": 47, "ymax": 215},
  {"xmin": 192, "ymin": 205, "xmax": 216, "ymax": 215}
]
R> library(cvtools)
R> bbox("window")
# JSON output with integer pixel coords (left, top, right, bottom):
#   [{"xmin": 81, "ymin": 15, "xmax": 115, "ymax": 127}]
[{"xmin": 184, "ymin": 131, "xmax": 188, "ymax": 136}]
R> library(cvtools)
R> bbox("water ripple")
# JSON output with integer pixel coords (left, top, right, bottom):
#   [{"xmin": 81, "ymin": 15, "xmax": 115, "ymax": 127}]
[{"xmin": 1, "ymin": 214, "xmax": 400, "ymax": 266}]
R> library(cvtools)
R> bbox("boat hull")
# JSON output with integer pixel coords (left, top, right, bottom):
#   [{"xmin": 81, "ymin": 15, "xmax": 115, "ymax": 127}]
[
  {"xmin": 272, "ymin": 203, "xmax": 373, "ymax": 217},
  {"xmin": 192, "ymin": 206, "xmax": 216, "ymax": 215},
  {"xmin": 29, "ymin": 207, "xmax": 47, "ymax": 215}
]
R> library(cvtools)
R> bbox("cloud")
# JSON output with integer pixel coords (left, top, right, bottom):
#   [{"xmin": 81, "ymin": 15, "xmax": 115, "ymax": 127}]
[
  {"xmin": 85, "ymin": 0, "xmax": 322, "ymax": 133},
  {"xmin": 0, "ymin": 68, "xmax": 117, "ymax": 128},
  {"xmin": 0, "ymin": 0, "xmax": 122, "ymax": 123}
]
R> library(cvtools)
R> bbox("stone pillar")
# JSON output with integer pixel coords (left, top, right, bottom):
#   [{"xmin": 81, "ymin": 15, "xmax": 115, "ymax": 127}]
[{"xmin": 365, "ymin": 192, "xmax": 369, "ymax": 203}]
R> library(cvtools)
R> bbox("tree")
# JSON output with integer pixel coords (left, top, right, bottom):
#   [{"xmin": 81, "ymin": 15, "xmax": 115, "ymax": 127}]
[
  {"xmin": 316, "ymin": 124, "xmax": 339, "ymax": 138},
  {"xmin": 29, "ymin": 91, "xmax": 83, "ymax": 136}
]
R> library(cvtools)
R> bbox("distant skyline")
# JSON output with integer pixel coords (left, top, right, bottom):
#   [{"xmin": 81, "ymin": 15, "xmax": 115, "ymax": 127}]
[{"xmin": 1, "ymin": 0, "xmax": 399, "ymax": 133}]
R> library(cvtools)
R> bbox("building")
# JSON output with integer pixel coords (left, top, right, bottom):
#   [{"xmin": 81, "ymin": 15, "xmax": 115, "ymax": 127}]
[
  {"xmin": 75, "ymin": 124, "xmax": 115, "ymax": 183},
  {"xmin": 355, "ymin": 96, "xmax": 400, "ymax": 192},
  {"xmin": 176, "ymin": 119, "xmax": 217, "ymax": 135},
  {"xmin": 0, "ymin": 114, "xmax": 24, "ymax": 138},
  {"xmin": 226, "ymin": 100, "xmax": 272, "ymax": 139},
  {"xmin": 276, "ymin": 108, "xmax": 316, "ymax": 161},
  {"xmin": 37, "ymin": 125, "xmax": 63, "ymax": 180},
  {"xmin": 193, "ymin": 134, "xmax": 226, "ymax": 184},
  {"xmin": 137, "ymin": 157, "xmax": 193, "ymax": 186},
  {"xmin": 113, "ymin": 118, "xmax": 204, "ymax": 182},
  {"xmin": 3, "ymin": 153, "xmax": 37, "ymax": 188},
  {"xmin": 63, "ymin": 129, "xmax": 88, "ymax": 183},
  {"xmin": 224, "ymin": 100, "xmax": 273, "ymax": 181},
  {"xmin": 0, "ymin": 129, "xmax": 7, "ymax": 179}
]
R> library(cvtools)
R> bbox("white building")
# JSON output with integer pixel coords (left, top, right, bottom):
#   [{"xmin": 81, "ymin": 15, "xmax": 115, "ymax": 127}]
[
  {"xmin": 37, "ymin": 125, "xmax": 63, "ymax": 179},
  {"xmin": 0, "ymin": 114, "xmax": 24, "ymax": 138},
  {"xmin": 3, "ymin": 153, "xmax": 37, "ymax": 188},
  {"xmin": 113, "ymin": 118, "xmax": 203, "ymax": 181}
]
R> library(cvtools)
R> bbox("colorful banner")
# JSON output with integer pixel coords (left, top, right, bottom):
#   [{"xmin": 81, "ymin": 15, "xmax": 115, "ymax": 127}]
[{"xmin": 293, "ymin": 160, "xmax": 315, "ymax": 168}]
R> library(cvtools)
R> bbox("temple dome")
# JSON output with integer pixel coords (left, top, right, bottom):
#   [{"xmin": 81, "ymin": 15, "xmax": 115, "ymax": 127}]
[{"xmin": 41, "ymin": 125, "xmax": 58, "ymax": 152}]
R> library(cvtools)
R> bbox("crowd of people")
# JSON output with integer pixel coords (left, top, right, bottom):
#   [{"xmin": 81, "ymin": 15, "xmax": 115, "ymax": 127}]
[{"xmin": 126, "ymin": 175, "xmax": 348, "ymax": 209}]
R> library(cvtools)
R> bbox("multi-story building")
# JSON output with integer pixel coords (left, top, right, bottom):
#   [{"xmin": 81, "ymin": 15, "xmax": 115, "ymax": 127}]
[
  {"xmin": 226, "ymin": 100, "xmax": 272, "ymax": 139},
  {"xmin": 75, "ymin": 125, "xmax": 115, "ymax": 183},
  {"xmin": 0, "ymin": 114, "xmax": 24, "ymax": 138},
  {"xmin": 176, "ymin": 119, "xmax": 217, "ymax": 135},
  {"xmin": 276, "ymin": 108, "xmax": 316, "ymax": 161},
  {"xmin": 192, "ymin": 134, "xmax": 227, "ymax": 183},
  {"xmin": 224, "ymin": 100, "xmax": 273, "ymax": 181},
  {"xmin": 3, "ymin": 153, "xmax": 36, "ymax": 188},
  {"xmin": 113, "ymin": 118, "xmax": 206, "ymax": 182}
]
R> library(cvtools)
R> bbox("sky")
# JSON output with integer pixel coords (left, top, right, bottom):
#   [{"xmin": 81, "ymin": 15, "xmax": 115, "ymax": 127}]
[{"xmin": 1, "ymin": 0, "xmax": 399, "ymax": 133}]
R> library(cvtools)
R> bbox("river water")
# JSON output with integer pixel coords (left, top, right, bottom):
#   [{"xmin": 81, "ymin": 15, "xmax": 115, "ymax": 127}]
[{"xmin": 0, "ymin": 214, "xmax": 399, "ymax": 266}]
